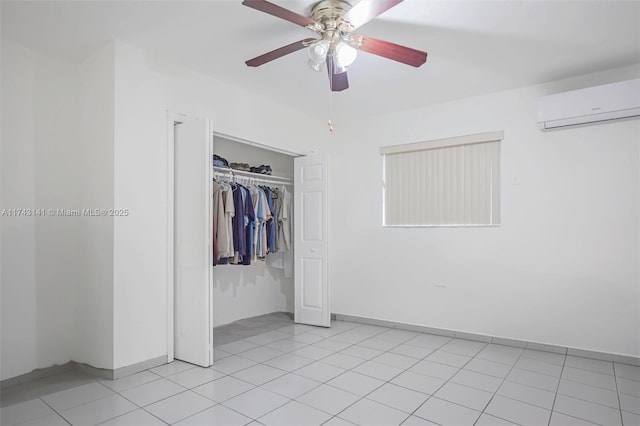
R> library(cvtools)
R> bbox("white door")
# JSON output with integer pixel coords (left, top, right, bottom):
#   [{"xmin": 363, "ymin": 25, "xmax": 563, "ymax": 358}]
[
  {"xmin": 294, "ymin": 154, "xmax": 330, "ymax": 327},
  {"xmin": 174, "ymin": 118, "xmax": 213, "ymax": 366}
]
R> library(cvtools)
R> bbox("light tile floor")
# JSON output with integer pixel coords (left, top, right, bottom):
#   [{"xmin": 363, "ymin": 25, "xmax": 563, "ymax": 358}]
[{"xmin": 2, "ymin": 313, "xmax": 639, "ymax": 425}]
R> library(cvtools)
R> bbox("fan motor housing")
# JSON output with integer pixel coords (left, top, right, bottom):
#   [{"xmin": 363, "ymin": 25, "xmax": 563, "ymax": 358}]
[{"xmin": 311, "ymin": 0, "xmax": 352, "ymax": 27}]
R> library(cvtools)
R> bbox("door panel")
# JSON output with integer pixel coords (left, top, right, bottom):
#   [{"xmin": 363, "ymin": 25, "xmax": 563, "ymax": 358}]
[
  {"xmin": 174, "ymin": 118, "xmax": 213, "ymax": 366},
  {"xmin": 294, "ymin": 154, "xmax": 330, "ymax": 327},
  {"xmin": 301, "ymin": 258, "xmax": 323, "ymax": 308},
  {"xmin": 302, "ymin": 191, "xmax": 323, "ymax": 241}
]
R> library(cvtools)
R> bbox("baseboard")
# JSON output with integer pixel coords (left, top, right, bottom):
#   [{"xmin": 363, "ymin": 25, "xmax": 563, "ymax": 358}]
[
  {"xmin": 1, "ymin": 355, "xmax": 170, "ymax": 387},
  {"xmin": 71, "ymin": 361, "xmax": 115, "ymax": 380},
  {"xmin": 334, "ymin": 313, "xmax": 640, "ymax": 367},
  {"xmin": 282, "ymin": 311, "xmax": 294, "ymax": 321},
  {"xmin": 112, "ymin": 356, "xmax": 167, "ymax": 380},
  {"xmin": 215, "ymin": 311, "xmax": 294, "ymax": 328}
]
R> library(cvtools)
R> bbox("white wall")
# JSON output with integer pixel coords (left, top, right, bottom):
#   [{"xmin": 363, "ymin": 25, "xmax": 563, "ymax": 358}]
[
  {"xmin": 0, "ymin": 40, "xmax": 116, "ymax": 379},
  {"xmin": 1, "ymin": 40, "xmax": 39, "ymax": 380},
  {"xmin": 75, "ymin": 44, "xmax": 116, "ymax": 370},
  {"xmin": 325, "ymin": 65, "xmax": 640, "ymax": 357},
  {"xmin": 112, "ymin": 42, "xmax": 320, "ymax": 369},
  {"xmin": 212, "ymin": 267, "xmax": 293, "ymax": 327},
  {"xmin": 32, "ymin": 43, "xmax": 82, "ymax": 370}
]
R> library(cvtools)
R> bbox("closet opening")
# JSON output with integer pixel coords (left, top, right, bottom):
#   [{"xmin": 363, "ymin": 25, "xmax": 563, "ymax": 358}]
[
  {"xmin": 210, "ymin": 133, "xmax": 296, "ymax": 329},
  {"xmin": 168, "ymin": 113, "xmax": 330, "ymax": 368}
]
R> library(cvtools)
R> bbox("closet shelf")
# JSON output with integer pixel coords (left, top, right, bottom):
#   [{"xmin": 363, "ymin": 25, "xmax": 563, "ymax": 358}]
[{"xmin": 213, "ymin": 165, "xmax": 293, "ymax": 185}]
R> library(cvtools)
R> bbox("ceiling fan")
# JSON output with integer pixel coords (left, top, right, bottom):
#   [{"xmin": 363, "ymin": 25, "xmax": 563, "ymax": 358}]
[{"xmin": 242, "ymin": 0, "xmax": 428, "ymax": 92}]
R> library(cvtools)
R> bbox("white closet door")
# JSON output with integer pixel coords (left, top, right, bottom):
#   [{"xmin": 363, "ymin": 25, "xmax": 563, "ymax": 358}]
[
  {"xmin": 174, "ymin": 118, "xmax": 213, "ymax": 366},
  {"xmin": 294, "ymin": 154, "xmax": 330, "ymax": 327}
]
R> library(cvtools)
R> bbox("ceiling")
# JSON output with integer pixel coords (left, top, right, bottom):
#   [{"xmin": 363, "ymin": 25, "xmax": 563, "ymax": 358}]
[{"xmin": 2, "ymin": 0, "xmax": 639, "ymax": 120}]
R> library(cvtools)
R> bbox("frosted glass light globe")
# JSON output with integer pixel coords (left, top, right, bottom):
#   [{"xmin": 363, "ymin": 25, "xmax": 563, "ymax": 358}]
[{"xmin": 335, "ymin": 42, "xmax": 358, "ymax": 68}]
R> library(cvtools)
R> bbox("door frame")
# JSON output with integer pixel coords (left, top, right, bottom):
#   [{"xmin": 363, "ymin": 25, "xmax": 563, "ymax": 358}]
[
  {"xmin": 166, "ymin": 111, "xmax": 186, "ymax": 363},
  {"xmin": 167, "ymin": 114, "xmax": 315, "ymax": 362},
  {"xmin": 167, "ymin": 111, "xmax": 215, "ymax": 364}
]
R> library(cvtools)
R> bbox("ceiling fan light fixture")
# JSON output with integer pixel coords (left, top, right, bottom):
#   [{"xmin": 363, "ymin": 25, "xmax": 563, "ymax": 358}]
[
  {"xmin": 308, "ymin": 40, "xmax": 329, "ymax": 61},
  {"xmin": 335, "ymin": 41, "xmax": 358, "ymax": 70},
  {"xmin": 307, "ymin": 40, "xmax": 330, "ymax": 71}
]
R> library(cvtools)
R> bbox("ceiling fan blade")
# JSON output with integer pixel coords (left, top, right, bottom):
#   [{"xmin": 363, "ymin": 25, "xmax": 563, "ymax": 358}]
[
  {"xmin": 354, "ymin": 35, "xmax": 427, "ymax": 67},
  {"xmin": 246, "ymin": 38, "xmax": 316, "ymax": 67},
  {"xmin": 242, "ymin": 0, "xmax": 316, "ymax": 27},
  {"xmin": 326, "ymin": 55, "xmax": 349, "ymax": 92},
  {"xmin": 340, "ymin": 0, "xmax": 404, "ymax": 30}
]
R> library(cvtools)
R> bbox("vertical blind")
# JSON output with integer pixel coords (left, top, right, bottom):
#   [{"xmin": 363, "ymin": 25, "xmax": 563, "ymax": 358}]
[{"xmin": 382, "ymin": 132, "xmax": 502, "ymax": 226}]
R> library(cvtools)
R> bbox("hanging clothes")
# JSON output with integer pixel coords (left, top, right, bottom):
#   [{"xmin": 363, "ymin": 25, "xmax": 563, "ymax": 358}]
[
  {"xmin": 262, "ymin": 187, "xmax": 272, "ymax": 258},
  {"xmin": 212, "ymin": 168, "xmax": 292, "ymax": 268},
  {"xmin": 276, "ymin": 187, "xmax": 292, "ymax": 252},
  {"xmin": 241, "ymin": 184, "xmax": 256, "ymax": 266},
  {"xmin": 255, "ymin": 185, "xmax": 269, "ymax": 260},
  {"xmin": 261, "ymin": 186, "xmax": 277, "ymax": 254},
  {"xmin": 213, "ymin": 181, "xmax": 234, "ymax": 265},
  {"xmin": 267, "ymin": 186, "xmax": 293, "ymax": 278},
  {"xmin": 230, "ymin": 183, "xmax": 245, "ymax": 264},
  {"xmin": 272, "ymin": 188, "xmax": 283, "ymax": 251}
]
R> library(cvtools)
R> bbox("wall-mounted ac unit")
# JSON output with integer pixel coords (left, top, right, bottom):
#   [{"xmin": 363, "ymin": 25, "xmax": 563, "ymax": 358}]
[{"xmin": 538, "ymin": 78, "xmax": 640, "ymax": 130}]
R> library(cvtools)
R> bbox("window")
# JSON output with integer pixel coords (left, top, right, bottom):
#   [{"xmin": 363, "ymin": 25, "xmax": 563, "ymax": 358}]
[{"xmin": 381, "ymin": 131, "xmax": 503, "ymax": 227}]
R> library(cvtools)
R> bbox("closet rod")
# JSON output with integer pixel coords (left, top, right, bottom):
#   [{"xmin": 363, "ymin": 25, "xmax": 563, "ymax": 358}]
[{"xmin": 213, "ymin": 166, "xmax": 293, "ymax": 185}]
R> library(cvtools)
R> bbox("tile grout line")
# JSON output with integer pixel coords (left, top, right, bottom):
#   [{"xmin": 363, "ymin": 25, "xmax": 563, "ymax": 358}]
[
  {"xmin": 94, "ymin": 403, "xmax": 170, "ymax": 426},
  {"xmin": 250, "ymin": 326, "xmax": 443, "ymax": 424},
  {"xmin": 612, "ymin": 364, "xmax": 624, "ymax": 426},
  {"xmin": 187, "ymin": 320, "xmax": 305, "ymax": 424},
  {"xmin": 113, "ymin": 387, "xmax": 193, "ymax": 421},
  {"xmin": 555, "ymin": 362, "xmax": 631, "ymax": 417},
  {"xmin": 472, "ymin": 344, "xmax": 529, "ymax": 426},
  {"xmin": 209, "ymin": 322, "xmax": 376, "ymax": 424},
  {"xmin": 257, "ymin": 326, "xmax": 406, "ymax": 422},
  {"xmin": 86, "ymin": 379, "xmax": 173, "ymax": 426},
  {"xmin": 546, "ymin": 365, "xmax": 632, "ymax": 426},
  {"xmin": 220, "ymin": 330, "xmax": 362, "ymax": 425},
  {"xmin": 312, "ymin": 332, "xmax": 435, "ymax": 424},
  {"xmin": 383, "ymin": 338, "xmax": 474, "ymax": 425},
  {"xmin": 126, "ymin": 360, "xmax": 242, "ymax": 421},
  {"xmin": 548, "ymin": 349, "xmax": 568, "ymax": 425},
  {"xmin": 452, "ymin": 343, "xmax": 520, "ymax": 426},
  {"xmin": 212, "ymin": 383, "xmax": 278, "ymax": 425},
  {"xmin": 39, "ymin": 381, "xmax": 132, "ymax": 425},
  {"xmin": 103, "ymin": 375, "xmax": 166, "ymax": 396},
  {"xmin": 37, "ymin": 397, "xmax": 73, "ymax": 426},
  {"xmin": 290, "ymin": 339, "xmax": 439, "ymax": 412},
  {"xmin": 484, "ymin": 348, "xmax": 621, "ymax": 425},
  {"xmin": 492, "ymin": 354, "xmax": 625, "ymax": 413}
]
